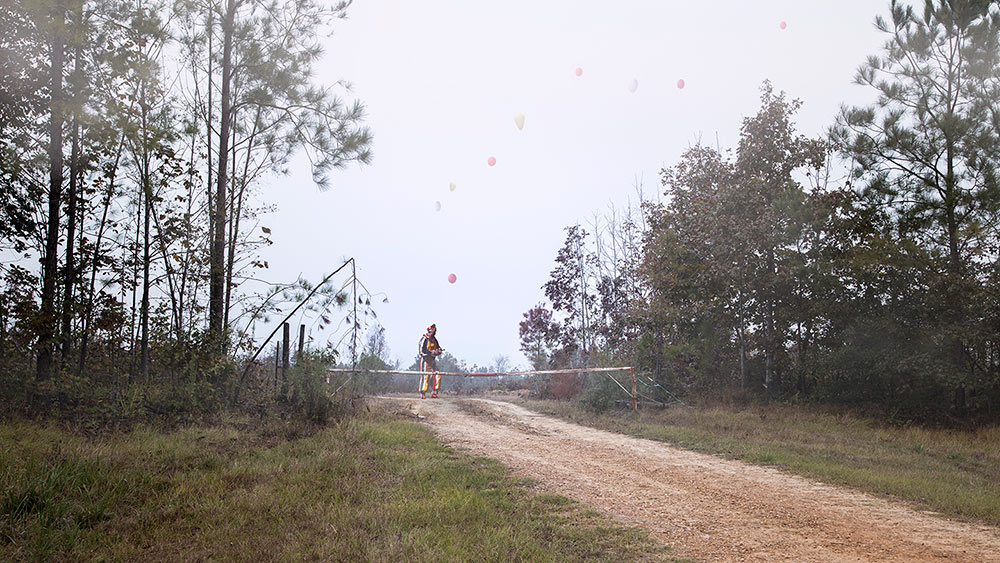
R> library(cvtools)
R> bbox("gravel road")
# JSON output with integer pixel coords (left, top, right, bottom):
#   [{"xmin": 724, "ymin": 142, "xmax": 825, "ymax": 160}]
[{"xmin": 377, "ymin": 395, "xmax": 1000, "ymax": 562}]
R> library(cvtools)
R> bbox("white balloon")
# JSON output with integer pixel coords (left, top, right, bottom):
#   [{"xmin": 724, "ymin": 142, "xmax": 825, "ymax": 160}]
[
  {"xmin": 449, "ymin": 182, "xmax": 456, "ymax": 192},
  {"xmin": 514, "ymin": 113, "xmax": 525, "ymax": 131},
  {"xmin": 435, "ymin": 201, "xmax": 441, "ymax": 211},
  {"xmin": 629, "ymin": 79, "xmax": 638, "ymax": 93}
]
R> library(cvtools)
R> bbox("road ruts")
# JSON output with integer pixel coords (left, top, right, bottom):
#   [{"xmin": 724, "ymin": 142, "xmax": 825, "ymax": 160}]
[{"xmin": 376, "ymin": 396, "xmax": 1000, "ymax": 563}]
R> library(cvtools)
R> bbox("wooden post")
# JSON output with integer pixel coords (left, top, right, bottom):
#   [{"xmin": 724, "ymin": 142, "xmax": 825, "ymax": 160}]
[
  {"xmin": 297, "ymin": 324, "xmax": 305, "ymax": 361},
  {"xmin": 631, "ymin": 368, "xmax": 638, "ymax": 412},
  {"xmin": 351, "ymin": 260, "xmax": 358, "ymax": 367},
  {"xmin": 274, "ymin": 342, "xmax": 280, "ymax": 396},
  {"xmin": 282, "ymin": 323, "xmax": 291, "ymax": 371},
  {"xmin": 281, "ymin": 323, "xmax": 292, "ymax": 381},
  {"xmin": 280, "ymin": 323, "xmax": 290, "ymax": 398}
]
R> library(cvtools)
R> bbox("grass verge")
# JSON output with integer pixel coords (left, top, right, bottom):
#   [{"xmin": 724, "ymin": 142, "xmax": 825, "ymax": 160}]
[
  {"xmin": 1, "ymin": 411, "xmax": 672, "ymax": 561},
  {"xmin": 518, "ymin": 399, "xmax": 1000, "ymax": 526}
]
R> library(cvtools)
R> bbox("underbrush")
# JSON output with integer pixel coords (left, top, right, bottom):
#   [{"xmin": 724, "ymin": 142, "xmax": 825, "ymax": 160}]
[
  {"xmin": 1, "ymin": 375, "xmax": 227, "ymax": 434},
  {"xmin": 520, "ymin": 399, "xmax": 1000, "ymax": 526},
  {"xmin": 0, "ymin": 350, "xmax": 370, "ymax": 435}
]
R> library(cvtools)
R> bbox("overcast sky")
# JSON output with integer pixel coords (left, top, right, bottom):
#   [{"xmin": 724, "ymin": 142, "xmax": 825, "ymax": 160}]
[{"xmin": 253, "ymin": 0, "xmax": 889, "ymax": 369}]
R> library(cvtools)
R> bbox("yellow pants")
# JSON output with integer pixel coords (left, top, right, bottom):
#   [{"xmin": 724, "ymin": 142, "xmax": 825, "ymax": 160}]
[{"xmin": 419, "ymin": 356, "xmax": 439, "ymax": 393}]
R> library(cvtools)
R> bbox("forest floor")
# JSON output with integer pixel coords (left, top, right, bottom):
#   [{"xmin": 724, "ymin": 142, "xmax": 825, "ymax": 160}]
[{"xmin": 379, "ymin": 395, "xmax": 1000, "ymax": 562}]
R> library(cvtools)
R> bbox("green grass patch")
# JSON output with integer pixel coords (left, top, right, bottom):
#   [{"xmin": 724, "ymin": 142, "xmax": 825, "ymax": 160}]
[
  {"xmin": 1, "ymin": 413, "xmax": 672, "ymax": 561},
  {"xmin": 519, "ymin": 399, "xmax": 1000, "ymax": 526}
]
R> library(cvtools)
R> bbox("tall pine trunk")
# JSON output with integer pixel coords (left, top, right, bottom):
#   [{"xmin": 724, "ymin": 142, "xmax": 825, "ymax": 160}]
[
  {"xmin": 944, "ymin": 139, "xmax": 968, "ymax": 413},
  {"xmin": 224, "ymin": 118, "xmax": 238, "ymax": 328},
  {"xmin": 128, "ymin": 171, "xmax": 142, "ymax": 381},
  {"xmin": 140, "ymin": 188, "xmax": 151, "ymax": 381},
  {"xmin": 37, "ymin": 0, "xmax": 66, "ymax": 381},
  {"xmin": 61, "ymin": 111, "xmax": 79, "ymax": 361},
  {"xmin": 139, "ymin": 97, "xmax": 152, "ymax": 382},
  {"xmin": 61, "ymin": 4, "xmax": 83, "ymax": 362},
  {"xmin": 205, "ymin": 11, "xmax": 214, "ymax": 326},
  {"xmin": 209, "ymin": 0, "xmax": 236, "ymax": 353}
]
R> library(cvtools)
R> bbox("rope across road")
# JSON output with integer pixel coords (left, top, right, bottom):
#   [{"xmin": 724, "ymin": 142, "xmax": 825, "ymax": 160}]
[
  {"xmin": 326, "ymin": 366, "xmax": 662, "ymax": 411},
  {"xmin": 325, "ymin": 366, "xmax": 635, "ymax": 377}
]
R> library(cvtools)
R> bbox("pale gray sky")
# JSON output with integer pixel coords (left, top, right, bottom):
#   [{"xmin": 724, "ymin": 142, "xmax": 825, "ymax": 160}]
[{"xmin": 255, "ymin": 0, "xmax": 887, "ymax": 369}]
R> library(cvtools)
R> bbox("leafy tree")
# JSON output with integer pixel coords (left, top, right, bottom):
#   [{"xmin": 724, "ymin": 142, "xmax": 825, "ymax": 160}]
[
  {"xmin": 543, "ymin": 225, "xmax": 596, "ymax": 363},
  {"xmin": 639, "ymin": 83, "xmax": 825, "ymax": 399},
  {"xmin": 734, "ymin": 82, "xmax": 826, "ymax": 399},
  {"xmin": 0, "ymin": 0, "xmax": 46, "ymax": 252},
  {"xmin": 641, "ymin": 147, "xmax": 731, "ymax": 392},
  {"xmin": 518, "ymin": 303, "xmax": 560, "ymax": 370}
]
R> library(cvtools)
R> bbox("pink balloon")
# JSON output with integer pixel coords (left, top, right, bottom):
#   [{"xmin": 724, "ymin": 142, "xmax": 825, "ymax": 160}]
[
  {"xmin": 575, "ymin": 67, "xmax": 583, "ymax": 77},
  {"xmin": 447, "ymin": 273, "xmax": 457, "ymax": 284},
  {"xmin": 779, "ymin": 21, "xmax": 787, "ymax": 30},
  {"xmin": 676, "ymin": 79, "xmax": 685, "ymax": 89},
  {"xmin": 488, "ymin": 156, "xmax": 496, "ymax": 167}
]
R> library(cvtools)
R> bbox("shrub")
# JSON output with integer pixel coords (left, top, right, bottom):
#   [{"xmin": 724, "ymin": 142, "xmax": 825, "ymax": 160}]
[
  {"xmin": 579, "ymin": 372, "xmax": 623, "ymax": 413},
  {"xmin": 549, "ymin": 372, "xmax": 582, "ymax": 400},
  {"xmin": 284, "ymin": 350, "xmax": 336, "ymax": 423}
]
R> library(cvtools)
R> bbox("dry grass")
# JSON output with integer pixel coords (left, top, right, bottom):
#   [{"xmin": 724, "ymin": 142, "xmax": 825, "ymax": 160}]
[
  {"xmin": 1, "ymin": 411, "xmax": 674, "ymax": 561},
  {"xmin": 520, "ymin": 400, "xmax": 1000, "ymax": 525}
]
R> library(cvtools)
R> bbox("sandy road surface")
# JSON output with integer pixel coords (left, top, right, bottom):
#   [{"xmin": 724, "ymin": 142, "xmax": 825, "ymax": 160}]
[{"xmin": 376, "ymin": 395, "xmax": 1000, "ymax": 562}]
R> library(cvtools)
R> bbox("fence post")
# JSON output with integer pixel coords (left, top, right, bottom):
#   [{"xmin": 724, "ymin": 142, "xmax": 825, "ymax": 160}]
[
  {"xmin": 280, "ymin": 323, "xmax": 290, "ymax": 398},
  {"xmin": 297, "ymin": 324, "xmax": 305, "ymax": 361},
  {"xmin": 274, "ymin": 343, "xmax": 280, "ymax": 397},
  {"xmin": 631, "ymin": 368, "xmax": 638, "ymax": 412},
  {"xmin": 282, "ymin": 323, "xmax": 291, "ymax": 372}
]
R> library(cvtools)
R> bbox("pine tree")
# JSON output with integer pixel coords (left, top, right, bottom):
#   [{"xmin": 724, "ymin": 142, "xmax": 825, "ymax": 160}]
[{"xmin": 831, "ymin": 0, "xmax": 1000, "ymax": 410}]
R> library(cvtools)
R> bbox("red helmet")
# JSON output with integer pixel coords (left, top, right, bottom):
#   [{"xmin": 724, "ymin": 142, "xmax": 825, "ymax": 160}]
[{"xmin": 427, "ymin": 324, "xmax": 436, "ymax": 335}]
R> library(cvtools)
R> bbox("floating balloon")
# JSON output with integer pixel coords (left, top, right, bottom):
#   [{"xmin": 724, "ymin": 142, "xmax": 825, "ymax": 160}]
[
  {"xmin": 449, "ymin": 181, "xmax": 456, "ymax": 192},
  {"xmin": 488, "ymin": 156, "xmax": 496, "ymax": 167},
  {"xmin": 676, "ymin": 79, "xmax": 685, "ymax": 89},
  {"xmin": 447, "ymin": 273, "xmax": 457, "ymax": 284},
  {"xmin": 779, "ymin": 21, "xmax": 787, "ymax": 30},
  {"xmin": 514, "ymin": 113, "xmax": 525, "ymax": 130},
  {"xmin": 628, "ymin": 79, "xmax": 638, "ymax": 93},
  {"xmin": 435, "ymin": 201, "xmax": 441, "ymax": 212},
  {"xmin": 575, "ymin": 67, "xmax": 583, "ymax": 77}
]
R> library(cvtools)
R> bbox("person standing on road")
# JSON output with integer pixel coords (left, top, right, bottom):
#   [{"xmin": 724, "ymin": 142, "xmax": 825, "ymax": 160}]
[{"xmin": 418, "ymin": 324, "xmax": 442, "ymax": 399}]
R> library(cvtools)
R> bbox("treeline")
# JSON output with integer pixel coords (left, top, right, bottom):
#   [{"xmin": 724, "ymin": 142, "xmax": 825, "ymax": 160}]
[
  {"xmin": 523, "ymin": 1, "xmax": 1000, "ymax": 419},
  {"xmin": 0, "ymin": 0, "xmax": 371, "ymax": 414}
]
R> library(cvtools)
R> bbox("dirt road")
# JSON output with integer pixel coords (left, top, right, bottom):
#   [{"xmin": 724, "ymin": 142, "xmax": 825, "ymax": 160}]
[{"xmin": 378, "ymin": 396, "xmax": 1000, "ymax": 562}]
